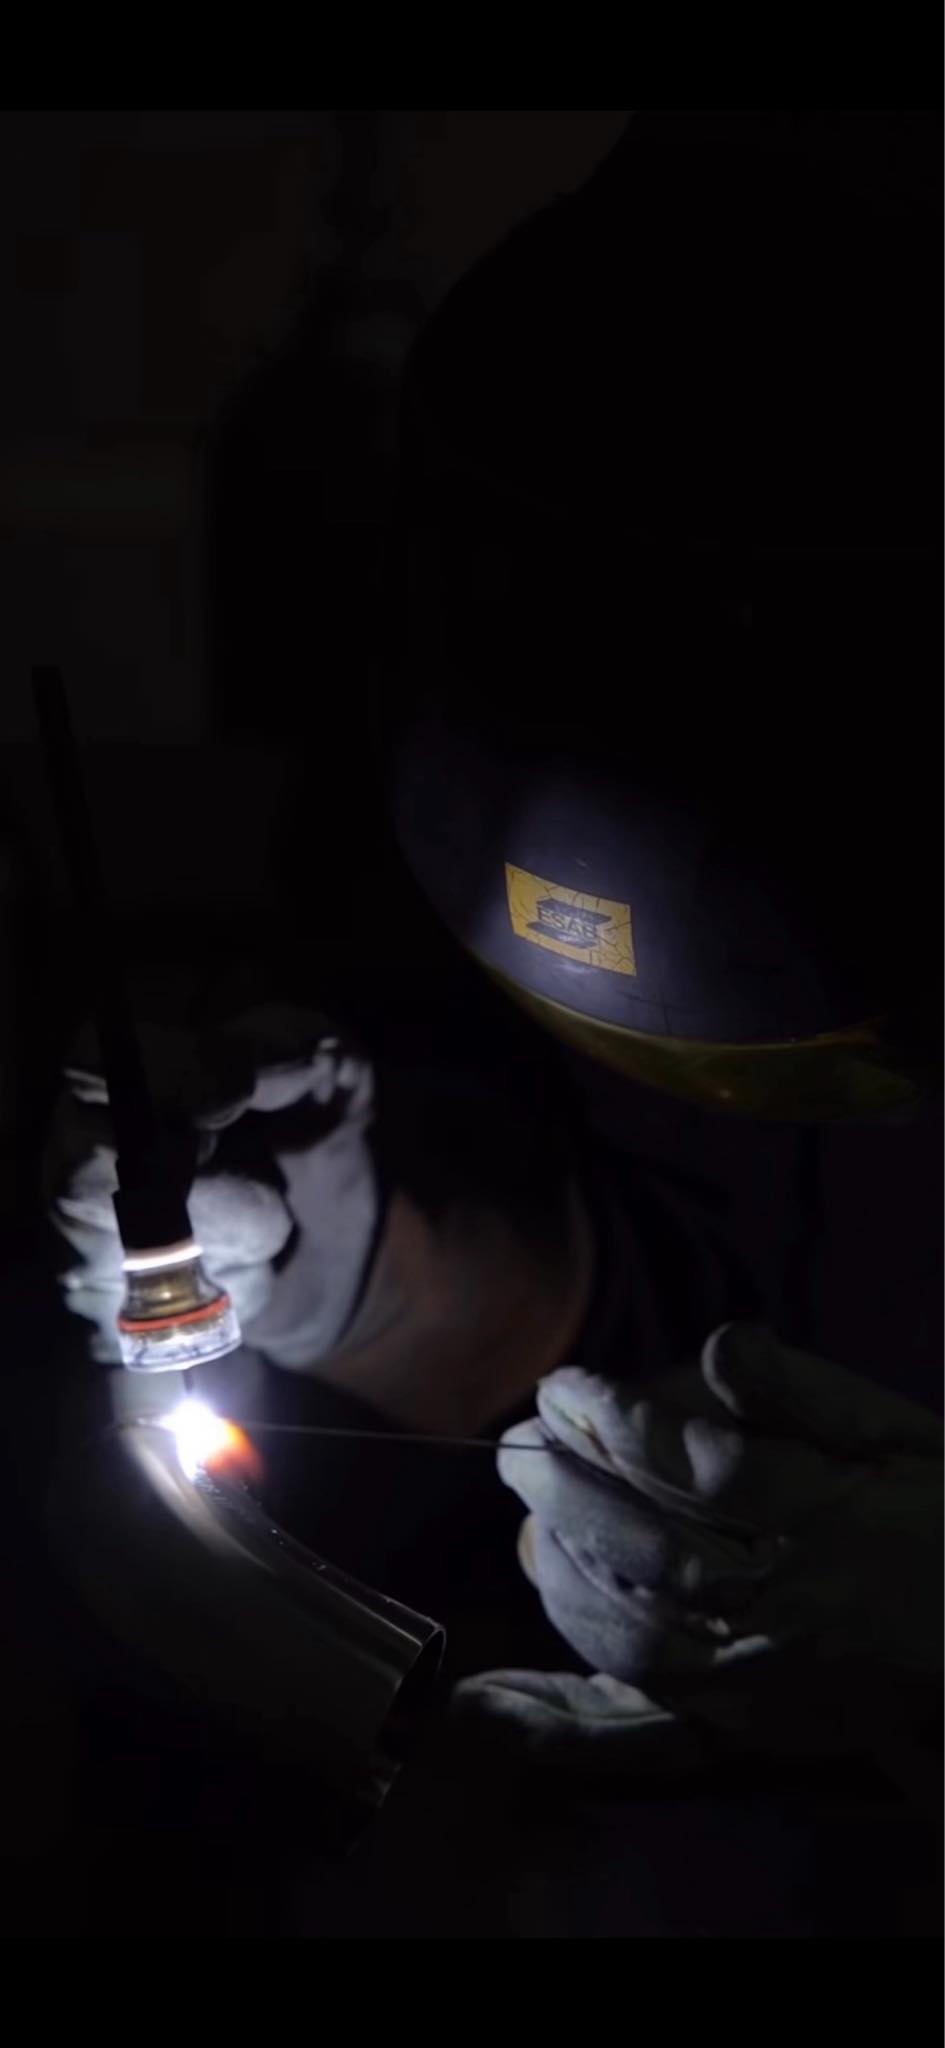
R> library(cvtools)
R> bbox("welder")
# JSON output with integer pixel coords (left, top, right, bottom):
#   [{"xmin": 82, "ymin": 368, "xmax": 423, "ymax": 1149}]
[{"xmin": 47, "ymin": 112, "xmax": 941, "ymax": 1933}]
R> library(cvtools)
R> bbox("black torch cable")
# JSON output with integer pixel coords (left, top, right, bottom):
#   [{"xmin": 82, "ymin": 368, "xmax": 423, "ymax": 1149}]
[{"xmin": 32, "ymin": 666, "xmax": 159, "ymax": 1175}]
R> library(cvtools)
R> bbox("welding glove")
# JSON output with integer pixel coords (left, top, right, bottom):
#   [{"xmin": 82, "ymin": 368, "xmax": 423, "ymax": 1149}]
[
  {"xmin": 454, "ymin": 1324, "xmax": 944, "ymax": 1786},
  {"xmin": 48, "ymin": 1002, "xmax": 592, "ymax": 1429},
  {"xmin": 47, "ymin": 1004, "xmax": 378, "ymax": 1370}
]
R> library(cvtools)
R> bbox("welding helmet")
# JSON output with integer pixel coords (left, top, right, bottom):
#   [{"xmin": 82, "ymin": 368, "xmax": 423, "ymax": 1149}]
[{"xmin": 388, "ymin": 112, "xmax": 940, "ymax": 1119}]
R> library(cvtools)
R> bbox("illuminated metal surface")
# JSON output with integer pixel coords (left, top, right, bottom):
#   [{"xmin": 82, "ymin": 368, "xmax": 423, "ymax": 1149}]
[{"xmin": 50, "ymin": 1407, "xmax": 445, "ymax": 1824}]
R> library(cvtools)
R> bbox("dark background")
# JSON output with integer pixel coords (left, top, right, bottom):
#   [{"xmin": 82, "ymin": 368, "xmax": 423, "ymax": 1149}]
[
  {"xmin": 0, "ymin": 110, "xmax": 940, "ymax": 1939},
  {"xmin": 0, "ymin": 109, "xmax": 630, "ymax": 1206},
  {"xmin": 1, "ymin": 109, "xmax": 638, "ymax": 1941}
]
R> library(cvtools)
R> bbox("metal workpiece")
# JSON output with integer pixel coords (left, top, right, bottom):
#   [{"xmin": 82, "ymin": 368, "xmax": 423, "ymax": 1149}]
[{"xmin": 50, "ymin": 1413, "xmax": 445, "ymax": 1824}]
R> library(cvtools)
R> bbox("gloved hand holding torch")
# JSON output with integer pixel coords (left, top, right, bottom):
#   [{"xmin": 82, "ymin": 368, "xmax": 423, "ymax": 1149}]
[
  {"xmin": 48, "ymin": 1003, "xmax": 378, "ymax": 1372},
  {"xmin": 48, "ymin": 1002, "xmax": 592, "ymax": 1430}
]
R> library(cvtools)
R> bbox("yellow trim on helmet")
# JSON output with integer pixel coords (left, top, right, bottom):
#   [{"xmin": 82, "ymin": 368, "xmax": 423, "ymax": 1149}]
[{"xmin": 486, "ymin": 970, "xmax": 917, "ymax": 1120}]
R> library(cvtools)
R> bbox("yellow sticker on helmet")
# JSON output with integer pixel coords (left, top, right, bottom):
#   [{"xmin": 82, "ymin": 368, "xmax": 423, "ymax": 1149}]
[{"xmin": 505, "ymin": 863, "xmax": 636, "ymax": 977}]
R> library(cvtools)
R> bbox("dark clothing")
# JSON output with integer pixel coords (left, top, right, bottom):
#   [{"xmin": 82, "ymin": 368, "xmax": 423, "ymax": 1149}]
[
  {"xmin": 9, "ymin": 832, "xmax": 940, "ymax": 1936},
  {"xmin": 244, "ymin": 1047, "xmax": 942, "ymax": 1939},
  {"xmin": 574, "ymin": 1054, "xmax": 943, "ymax": 1412}
]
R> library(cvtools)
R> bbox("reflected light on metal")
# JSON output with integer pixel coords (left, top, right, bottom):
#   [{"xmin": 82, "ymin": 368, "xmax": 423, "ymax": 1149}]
[{"xmin": 49, "ymin": 1405, "xmax": 445, "ymax": 1835}]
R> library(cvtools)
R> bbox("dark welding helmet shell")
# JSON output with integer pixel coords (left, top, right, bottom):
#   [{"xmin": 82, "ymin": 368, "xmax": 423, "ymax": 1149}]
[{"xmin": 388, "ymin": 114, "xmax": 939, "ymax": 1119}]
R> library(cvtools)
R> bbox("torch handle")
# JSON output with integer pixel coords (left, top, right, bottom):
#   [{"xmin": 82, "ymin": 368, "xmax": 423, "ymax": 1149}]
[{"xmin": 32, "ymin": 665, "xmax": 160, "ymax": 1177}]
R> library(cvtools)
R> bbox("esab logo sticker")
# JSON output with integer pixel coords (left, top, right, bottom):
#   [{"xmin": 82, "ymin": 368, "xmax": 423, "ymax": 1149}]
[{"xmin": 505, "ymin": 864, "xmax": 636, "ymax": 977}]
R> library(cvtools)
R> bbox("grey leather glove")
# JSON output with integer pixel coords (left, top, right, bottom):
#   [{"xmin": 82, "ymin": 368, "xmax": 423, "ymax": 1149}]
[
  {"xmin": 455, "ymin": 1325, "xmax": 943, "ymax": 1784},
  {"xmin": 47, "ymin": 1003, "xmax": 378, "ymax": 1370}
]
